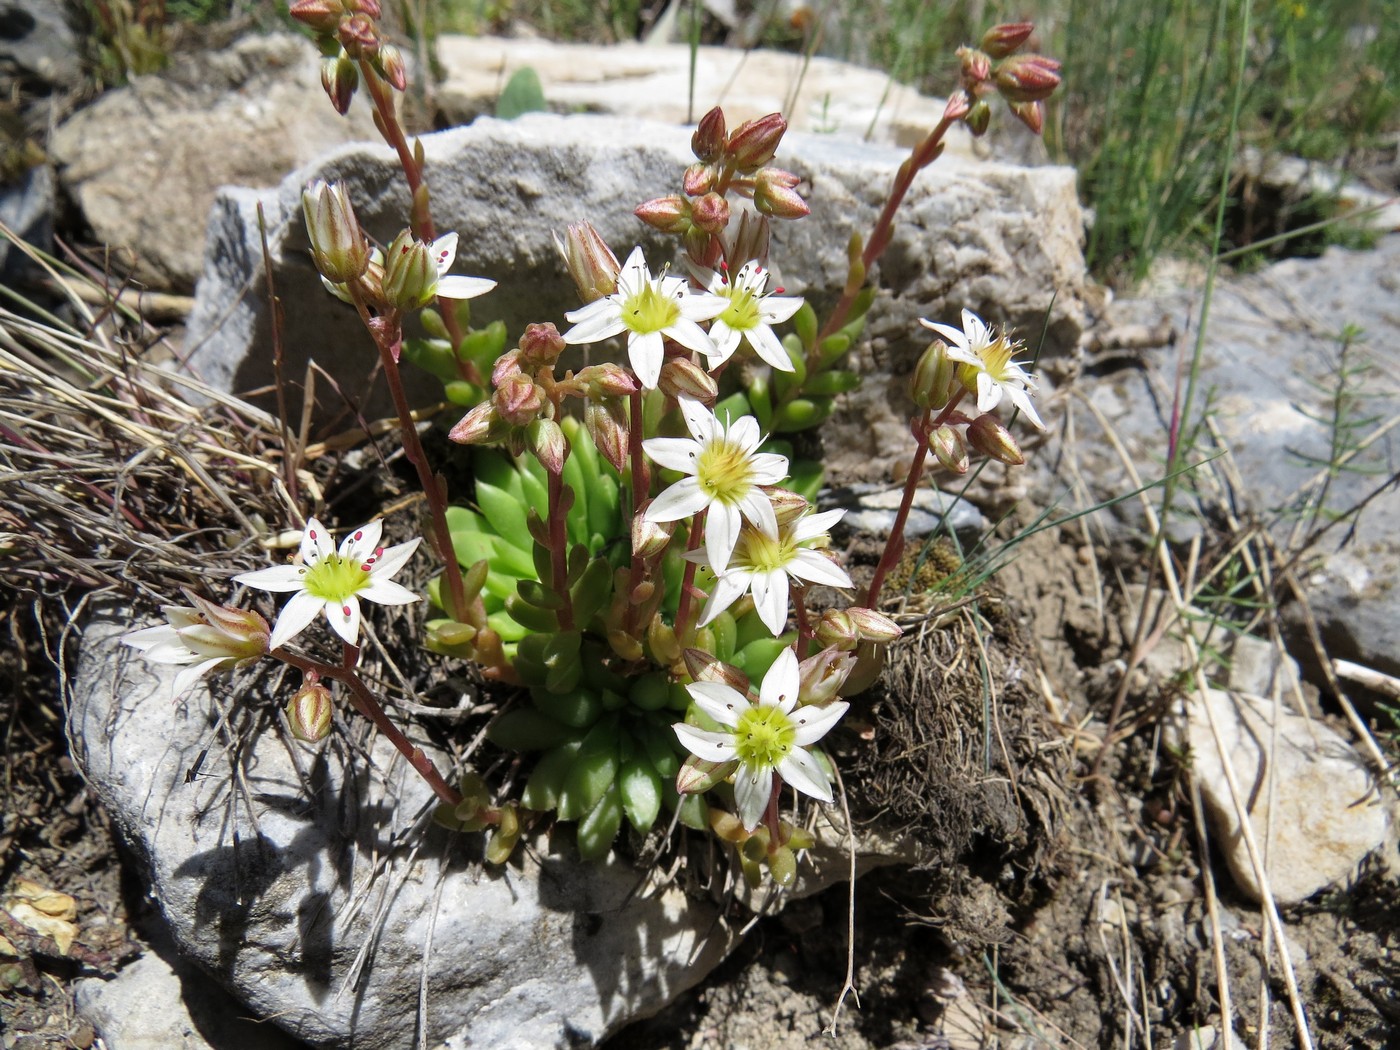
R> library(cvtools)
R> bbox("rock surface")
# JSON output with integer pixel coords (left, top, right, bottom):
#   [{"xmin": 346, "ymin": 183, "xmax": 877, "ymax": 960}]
[
  {"xmin": 70, "ymin": 613, "xmax": 738, "ymax": 1049},
  {"xmin": 182, "ymin": 110, "xmax": 1087, "ymax": 477},
  {"xmin": 1179, "ymin": 688, "xmax": 1393, "ymax": 904}
]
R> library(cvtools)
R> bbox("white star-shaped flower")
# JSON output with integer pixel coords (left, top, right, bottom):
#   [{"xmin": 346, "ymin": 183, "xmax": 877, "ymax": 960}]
[
  {"xmin": 562, "ymin": 246, "xmax": 727, "ymax": 388},
  {"xmin": 700, "ymin": 260, "xmax": 804, "ymax": 372},
  {"xmin": 121, "ymin": 593, "xmax": 270, "ymax": 699},
  {"xmin": 691, "ymin": 507, "xmax": 851, "ymax": 636},
  {"xmin": 424, "ymin": 231, "xmax": 497, "ymax": 301},
  {"xmin": 673, "ymin": 648, "xmax": 848, "ymax": 831},
  {"xmin": 919, "ymin": 308, "xmax": 1045, "ymax": 429},
  {"xmin": 642, "ymin": 396, "xmax": 789, "ymax": 573},
  {"xmin": 233, "ymin": 518, "xmax": 421, "ymax": 649}
]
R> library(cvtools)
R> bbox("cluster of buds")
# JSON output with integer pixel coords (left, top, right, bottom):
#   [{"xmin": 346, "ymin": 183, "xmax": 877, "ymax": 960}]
[
  {"xmin": 449, "ymin": 324, "xmax": 568, "ymax": 464},
  {"xmin": 289, "ymin": 0, "xmax": 406, "ymax": 113},
  {"xmin": 954, "ymin": 22, "xmax": 1061, "ymax": 136}
]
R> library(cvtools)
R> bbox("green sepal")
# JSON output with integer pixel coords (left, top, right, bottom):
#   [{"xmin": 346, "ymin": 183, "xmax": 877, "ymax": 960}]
[
  {"xmin": 792, "ymin": 300, "xmax": 818, "ymax": 351},
  {"xmin": 676, "ymin": 790, "xmax": 709, "ymax": 830},
  {"xmin": 708, "ymin": 610, "xmax": 738, "ymax": 661},
  {"xmin": 521, "ymin": 740, "xmax": 581, "ymax": 811},
  {"xmin": 559, "ymin": 718, "xmax": 620, "ymax": 820},
  {"xmin": 772, "ymin": 396, "xmax": 834, "ymax": 432},
  {"xmin": 504, "ymin": 592, "xmax": 559, "ymax": 633},
  {"xmin": 628, "ymin": 670, "xmax": 672, "ymax": 711},
  {"xmin": 488, "ymin": 708, "xmax": 574, "ymax": 751},
  {"xmin": 569, "ymin": 557, "xmax": 614, "ymax": 629},
  {"xmin": 576, "ymin": 782, "xmax": 623, "ymax": 860},
  {"xmin": 713, "ymin": 391, "xmax": 752, "ymax": 428},
  {"xmin": 444, "ymin": 380, "xmax": 485, "ymax": 406},
  {"xmin": 732, "ymin": 634, "xmax": 797, "ymax": 678},
  {"xmin": 767, "ymin": 846, "xmax": 797, "ymax": 887},
  {"xmin": 802, "ymin": 369, "xmax": 860, "ymax": 396},
  {"xmin": 619, "ymin": 756, "xmax": 663, "ymax": 834},
  {"xmin": 485, "ymin": 609, "xmax": 530, "ymax": 643},
  {"xmin": 400, "ymin": 336, "xmax": 458, "ymax": 382},
  {"xmin": 533, "ymin": 686, "xmax": 601, "ymax": 729}
]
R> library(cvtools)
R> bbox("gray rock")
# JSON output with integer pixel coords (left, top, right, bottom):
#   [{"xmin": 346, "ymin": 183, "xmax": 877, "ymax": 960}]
[
  {"xmin": 1177, "ymin": 688, "xmax": 1393, "ymax": 904},
  {"xmin": 49, "ymin": 34, "xmax": 382, "ymax": 290},
  {"xmin": 182, "ymin": 111, "xmax": 1088, "ymax": 476},
  {"xmin": 70, "ymin": 613, "xmax": 737, "ymax": 1049},
  {"xmin": 0, "ymin": 163, "xmax": 51, "ymax": 281},
  {"xmin": 825, "ymin": 483, "xmax": 986, "ymax": 540},
  {"xmin": 0, "ymin": 0, "xmax": 82, "ymax": 90}
]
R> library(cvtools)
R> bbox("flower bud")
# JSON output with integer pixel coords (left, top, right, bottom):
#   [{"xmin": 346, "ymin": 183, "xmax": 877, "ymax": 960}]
[
  {"xmin": 683, "ymin": 162, "xmax": 716, "ymax": 197},
  {"xmin": 380, "ymin": 229, "xmax": 438, "ymax": 309},
  {"xmin": 765, "ymin": 487, "xmax": 811, "ymax": 528},
  {"xmin": 320, "ymin": 51, "xmax": 359, "ymax": 115},
  {"xmin": 571, "ymin": 363, "xmax": 637, "ymax": 399},
  {"xmin": 725, "ymin": 210, "xmax": 771, "ymax": 269},
  {"xmin": 964, "ymin": 99, "xmax": 991, "ymax": 137},
  {"xmin": 635, "ymin": 195, "xmax": 692, "ymax": 235},
  {"xmin": 289, "ymin": 0, "xmax": 345, "ymax": 33},
  {"xmin": 349, "ymin": 0, "xmax": 381, "ymax": 16},
  {"xmin": 956, "ymin": 45, "xmax": 992, "ymax": 86},
  {"xmin": 690, "ymin": 192, "xmax": 730, "ymax": 235},
  {"xmin": 585, "ymin": 399, "xmax": 630, "ymax": 472},
  {"xmin": 631, "ymin": 501, "xmax": 676, "ymax": 558},
  {"xmin": 930, "ymin": 424, "xmax": 969, "ymax": 474},
  {"xmin": 493, "ymin": 372, "xmax": 544, "ymax": 427},
  {"xmin": 994, "ymin": 54, "xmax": 1062, "ymax": 103},
  {"xmin": 912, "ymin": 339, "xmax": 958, "ymax": 409},
  {"xmin": 727, "ymin": 112, "xmax": 787, "ymax": 172},
  {"xmin": 981, "ymin": 21, "xmax": 1035, "ymax": 59},
  {"xmin": 966, "ymin": 413, "xmax": 1025, "ymax": 465},
  {"xmin": 302, "ymin": 181, "xmax": 370, "ymax": 284},
  {"xmin": 337, "ymin": 12, "xmax": 378, "ymax": 56},
  {"xmin": 287, "ymin": 679, "xmax": 334, "ymax": 743},
  {"xmin": 659, "ymin": 357, "xmax": 718, "ymax": 403},
  {"xmin": 376, "ymin": 42, "xmax": 407, "ymax": 92},
  {"xmin": 814, "ymin": 609, "xmax": 857, "ymax": 651},
  {"xmin": 753, "ymin": 168, "xmax": 809, "ymax": 220},
  {"xmin": 798, "ymin": 647, "xmax": 856, "ymax": 706},
  {"xmin": 518, "ymin": 322, "xmax": 566, "ymax": 367},
  {"xmin": 448, "ymin": 401, "xmax": 504, "ymax": 445},
  {"xmin": 942, "ymin": 90, "xmax": 973, "ymax": 123},
  {"xmin": 846, "ymin": 606, "xmax": 902, "ymax": 642},
  {"xmin": 491, "ymin": 348, "xmax": 523, "ymax": 387},
  {"xmin": 527, "ymin": 418, "xmax": 567, "ymax": 475},
  {"xmin": 554, "ymin": 222, "xmax": 620, "ymax": 303},
  {"xmin": 692, "ymin": 107, "xmax": 727, "ymax": 163},
  {"xmin": 1008, "ymin": 99, "xmax": 1045, "ymax": 135}
]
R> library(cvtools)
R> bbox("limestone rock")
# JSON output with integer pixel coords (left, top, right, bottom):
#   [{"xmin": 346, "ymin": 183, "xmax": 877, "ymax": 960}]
[
  {"xmin": 182, "ymin": 111, "xmax": 1088, "ymax": 479},
  {"xmin": 0, "ymin": 0, "xmax": 83, "ymax": 90},
  {"xmin": 50, "ymin": 34, "xmax": 382, "ymax": 290},
  {"xmin": 1180, "ymin": 688, "xmax": 1392, "ymax": 904},
  {"xmin": 70, "ymin": 612, "xmax": 737, "ymax": 1049}
]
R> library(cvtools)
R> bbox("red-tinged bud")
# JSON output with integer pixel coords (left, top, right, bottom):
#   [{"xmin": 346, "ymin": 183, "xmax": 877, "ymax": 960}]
[
  {"xmin": 287, "ymin": 679, "xmax": 334, "ymax": 743},
  {"xmin": 573, "ymin": 363, "xmax": 637, "ymax": 400},
  {"xmin": 448, "ymin": 401, "xmax": 504, "ymax": 444},
  {"xmin": 683, "ymin": 648, "xmax": 750, "ymax": 691},
  {"xmin": 350, "ymin": 0, "xmax": 381, "ymax": 17},
  {"xmin": 527, "ymin": 418, "xmax": 567, "ymax": 475},
  {"xmin": 684, "ymin": 162, "xmax": 716, "ymax": 197},
  {"xmin": 491, "ymin": 348, "xmax": 523, "ymax": 387},
  {"xmin": 635, "ymin": 195, "xmax": 692, "ymax": 235},
  {"xmin": 753, "ymin": 167, "xmax": 809, "ymax": 220},
  {"xmin": 798, "ymin": 647, "xmax": 856, "ymax": 705},
  {"xmin": 631, "ymin": 500, "xmax": 676, "ymax": 558},
  {"xmin": 518, "ymin": 322, "xmax": 566, "ymax": 367},
  {"xmin": 930, "ymin": 424, "xmax": 969, "ymax": 474},
  {"xmin": 554, "ymin": 221, "xmax": 620, "ymax": 303},
  {"xmin": 995, "ymin": 54, "xmax": 1062, "ymax": 103},
  {"xmin": 376, "ymin": 42, "xmax": 407, "ymax": 92},
  {"xmin": 338, "ymin": 13, "xmax": 378, "ymax": 56},
  {"xmin": 957, "ymin": 45, "xmax": 991, "ymax": 86},
  {"xmin": 846, "ymin": 606, "xmax": 902, "ymax": 642},
  {"xmin": 659, "ymin": 357, "xmax": 718, "ymax": 403},
  {"xmin": 725, "ymin": 210, "xmax": 771, "ymax": 269},
  {"xmin": 727, "ymin": 112, "xmax": 787, "ymax": 172},
  {"xmin": 966, "ymin": 413, "xmax": 1025, "ymax": 465},
  {"xmin": 380, "ymin": 229, "xmax": 437, "ymax": 309},
  {"xmin": 964, "ymin": 99, "xmax": 991, "ymax": 137},
  {"xmin": 289, "ymin": 0, "xmax": 344, "ymax": 33},
  {"xmin": 302, "ymin": 180, "xmax": 369, "ymax": 283},
  {"xmin": 981, "ymin": 21, "xmax": 1035, "ymax": 59},
  {"xmin": 493, "ymin": 372, "xmax": 544, "ymax": 427},
  {"xmin": 1009, "ymin": 99, "xmax": 1045, "ymax": 135},
  {"xmin": 320, "ymin": 51, "xmax": 358, "ymax": 115},
  {"xmin": 814, "ymin": 609, "xmax": 858, "ymax": 651},
  {"xmin": 765, "ymin": 487, "xmax": 811, "ymax": 528},
  {"xmin": 585, "ymin": 399, "xmax": 630, "ymax": 472},
  {"xmin": 942, "ymin": 90, "xmax": 973, "ymax": 123},
  {"xmin": 912, "ymin": 339, "xmax": 958, "ymax": 410},
  {"xmin": 677, "ymin": 755, "xmax": 740, "ymax": 795},
  {"xmin": 692, "ymin": 107, "xmax": 727, "ymax": 163},
  {"xmin": 690, "ymin": 192, "xmax": 730, "ymax": 235}
]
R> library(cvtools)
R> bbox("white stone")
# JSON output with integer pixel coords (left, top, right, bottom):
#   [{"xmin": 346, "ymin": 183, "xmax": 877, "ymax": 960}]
[{"xmin": 1181, "ymin": 688, "xmax": 1392, "ymax": 904}]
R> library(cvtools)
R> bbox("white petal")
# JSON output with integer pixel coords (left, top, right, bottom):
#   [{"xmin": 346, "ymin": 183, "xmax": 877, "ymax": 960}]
[
  {"xmin": 759, "ymin": 648, "xmax": 800, "ymax": 713},
  {"xmin": 628, "ymin": 330, "xmax": 665, "ymax": 388},
  {"xmin": 301, "ymin": 517, "xmax": 335, "ymax": 564},
  {"xmin": 746, "ymin": 452, "xmax": 789, "ymax": 486},
  {"xmin": 268, "ymin": 591, "xmax": 325, "ymax": 649},
  {"xmin": 358, "ymin": 578, "xmax": 420, "ymax": 606},
  {"xmin": 171, "ymin": 657, "xmax": 227, "ymax": 698},
  {"xmin": 726, "ymin": 415, "xmax": 761, "ymax": 452},
  {"xmin": 436, "ymin": 274, "xmax": 497, "ymax": 300},
  {"xmin": 646, "ymin": 477, "xmax": 710, "ymax": 522},
  {"xmin": 340, "ymin": 519, "xmax": 384, "ymax": 561},
  {"xmin": 706, "ymin": 323, "xmax": 742, "ymax": 368},
  {"xmin": 789, "ymin": 549, "xmax": 853, "ymax": 588},
  {"xmin": 563, "ymin": 309, "xmax": 627, "ymax": 346},
  {"xmin": 746, "ymin": 324, "xmax": 795, "ymax": 372},
  {"xmin": 697, "ymin": 571, "xmax": 752, "ymax": 622},
  {"xmin": 918, "ymin": 318, "xmax": 970, "ymax": 352},
  {"xmin": 792, "ymin": 508, "xmax": 845, "ymax": 541},
  {"xmin": 676, "ymin": 292, "xmax": 729, "ymax": 322},
  {"xmin": 662, "ymin": 317, "xmax": 717, "ymax": 357},
  {"xmin": 736, "ymin": 489, "xmax": 779, "ymax": 537},
  {"xmin": 677, "ymin": 395, "xmax": 720, "ymax": 444},
  {"xmin": 687, "ymin": 681, "xmax": 747, "ymax": 728},
  {"xmin": 642, "ymin": 436, "xmax": 703, "ymax": 474},
  {"xmin": 777, "ymin": 747, "xmax": 833, "ymax": 803},
  {"xmin": 366, "ymin": 537, "xmax": 421, "ymax": 580},
  {"xmin": 976, "ymin": 371, "xmax": 1004, "ymax": 413},
  {"xmin": 121, "ymin": 624, "xmax": 182, "ymax": 654},
  {"xmin": 325, "ymin": 595, "xmax": 362, "ymax": 645},
  {"xmin": 430, "ymin": 231, "xmax": 459, "ymax": 274},
  {"xmin": 1007, "ymin": 386, "xmax": 1046, "ymax": 430},
  {"xmin": 750, "ymin": 568, "xmax": 789, "ymax": 636},
  {"xmin": 233, "ymin": 564, "xmax": 310, "ymax": 593},
  {"xmin": 733, "ymin": 763, "xmax": 774, "ymax": 832},
  {"xmin": 673, "ymin": 723, "xmax": 738, "ymax": 762},
  {"xmin": 759, "ymin": 296, "xmax": 803, "ymax": 324},
  {"xmin": 791, "ymin": 700, "xmax": 849, "ymax": 746},
  {"xmin": 563, "ymin": 295, "xmax": 619, "ymax": 326},
  {"xmin": 705, "ymin": 501, "xmax": 741, "ymax": 574}
]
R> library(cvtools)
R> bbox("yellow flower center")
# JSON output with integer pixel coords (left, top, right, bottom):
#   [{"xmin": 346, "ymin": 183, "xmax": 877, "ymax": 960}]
[
  {"xmin": 302, "ymin": 554, "xmax": 370, "ymax": 604},
  {"xmin": 696, "ymin": 438, "xmax": 756, "ymax": 503},
  {"xmin": 733, "ymin": 704, "xmax": 796, "ymax": 767},
  {"xmin": 735, "ymin": 528, "xmax": 794, "ymax": 574},
  {"xmin": 718, "ymin": 287, "xmax": 761, "ymax": 332},
  {"xmin": 622, "ymin": 280, "xmax": 681, "ymax": 335}
]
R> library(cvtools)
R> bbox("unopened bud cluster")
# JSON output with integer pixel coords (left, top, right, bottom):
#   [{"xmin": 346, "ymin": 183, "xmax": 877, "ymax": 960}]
[
  {"xmin": 290, "ymin": 0, "xmax": 406, "ymax": 113},
  {"xmin": 952, "ymin": 22, "xmax": 1061, "ymax": 137}
]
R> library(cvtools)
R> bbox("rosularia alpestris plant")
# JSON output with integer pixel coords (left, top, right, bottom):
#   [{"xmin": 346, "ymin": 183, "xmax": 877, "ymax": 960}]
[{"xmin": 122, "ymin": 2, "xmax": 1059, "ymax": 886}]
